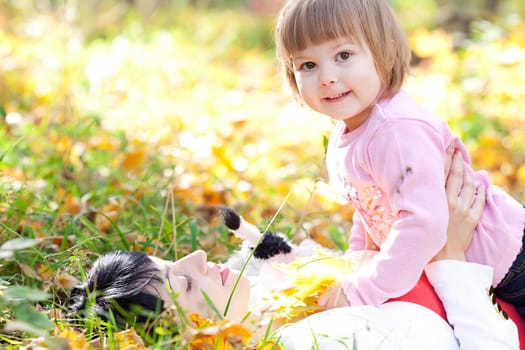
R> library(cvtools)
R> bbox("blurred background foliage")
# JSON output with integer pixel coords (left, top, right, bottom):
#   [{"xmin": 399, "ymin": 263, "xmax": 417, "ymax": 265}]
[{"xmin": 0, "ymin": 0, "xmax": 524, "ymax": 347}]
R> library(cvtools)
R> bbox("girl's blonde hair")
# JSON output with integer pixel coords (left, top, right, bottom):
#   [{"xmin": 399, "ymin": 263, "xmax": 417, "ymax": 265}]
[{"xmin": 275, "ymin": 0, "xmax": 411, "ymax": 98}]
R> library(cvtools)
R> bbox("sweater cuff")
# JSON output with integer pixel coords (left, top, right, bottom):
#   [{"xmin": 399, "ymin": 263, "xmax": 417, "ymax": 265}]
[{"xmin": 425, "ymin": 260, "xmax": 493, "ymax": 289}]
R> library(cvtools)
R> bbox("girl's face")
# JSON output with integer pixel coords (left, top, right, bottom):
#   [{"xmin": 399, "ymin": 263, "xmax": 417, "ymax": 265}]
[
  {"xmin": 291, "ymin": 37, "xmax": 383, "ymax": 131},
  {"xmin": 149, "ymin": 250, "xmax": 250, "ymax": 322}
]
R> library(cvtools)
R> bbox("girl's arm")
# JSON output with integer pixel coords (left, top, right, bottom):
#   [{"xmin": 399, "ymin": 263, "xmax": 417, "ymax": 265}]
[
  {"xmin": 348, "ymin": 211, "xmax": 367, "ymax": 251},
  {"xmin": 426, "ymin": 150, "xmax": 519, "ymax": 349},
  {"xmin": 323, "ymin": 122, "xmax": 450, "ymax": 307}
]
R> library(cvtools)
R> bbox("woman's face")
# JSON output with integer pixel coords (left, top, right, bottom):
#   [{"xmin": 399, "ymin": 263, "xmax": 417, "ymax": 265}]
[{"xmin": 149, "ymin": 250, "xmax": 250, "ymax": 322}]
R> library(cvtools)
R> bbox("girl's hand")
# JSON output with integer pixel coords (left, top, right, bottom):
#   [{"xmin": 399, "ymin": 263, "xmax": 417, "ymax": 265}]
[
  {"xmin": 317, "ymin": 281, "xmax": 350, "ymax": 309},
  {"xmin": 433, "ymin": 148, "xmax": 486, "ymax": 261}
]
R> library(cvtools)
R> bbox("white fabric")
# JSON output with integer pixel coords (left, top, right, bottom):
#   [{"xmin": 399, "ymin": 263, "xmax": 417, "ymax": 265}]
[
  {"xmin": 426, "ymin": 260, "xmax": 519, "ymax": 350},
  {"xmin": 277, "ymin": 260, "xmax": 520, "ymax": 350},
  {"xmin": 277, "ymin": 302, "xmax": 457, "ymax": 349}
]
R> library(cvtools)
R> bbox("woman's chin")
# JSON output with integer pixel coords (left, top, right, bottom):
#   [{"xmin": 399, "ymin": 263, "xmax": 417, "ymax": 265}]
[{"xmin": 224, "ymin": 275, "xmax": 251, "ymax": 322}]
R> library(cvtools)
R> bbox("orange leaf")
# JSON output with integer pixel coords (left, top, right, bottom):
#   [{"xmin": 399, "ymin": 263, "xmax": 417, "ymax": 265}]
[
  {"xmin": 95, "ymin": 198, "xmax": 123, "ymax": 232},
  {"xmin": 37, "ymin": 264, "xmax": 52, "ymax": 281},
  {"xmin": 55, "ymin": 272, "xmax": 80, "ymax": 290},
  {"xmin": 202, "ymin": 188, "xmax": 227, "ymax": 206},
  {"xmin": 122, "ymin": 149, "xmax": 146, "ymax": 170},
  {"xmin": 59, "ymin": 193, "xmax": 82, "ymax": 216}
]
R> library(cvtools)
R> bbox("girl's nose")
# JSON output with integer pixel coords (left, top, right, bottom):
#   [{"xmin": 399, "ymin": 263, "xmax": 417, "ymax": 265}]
[{"xmin": 320, "ymin": 67, "xmax": 337, "ymax": 86}]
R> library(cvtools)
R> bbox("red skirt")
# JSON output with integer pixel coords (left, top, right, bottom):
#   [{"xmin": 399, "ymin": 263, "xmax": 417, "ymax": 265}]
[{"xmin": 388, "ymin": 273, "xmax": 525, "ymax": 348}]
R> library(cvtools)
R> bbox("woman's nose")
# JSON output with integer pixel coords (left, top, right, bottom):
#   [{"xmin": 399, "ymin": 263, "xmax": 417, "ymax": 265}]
[{"xmin": 189, "ymin": 250, "xmax": 208, "ymax": 273}]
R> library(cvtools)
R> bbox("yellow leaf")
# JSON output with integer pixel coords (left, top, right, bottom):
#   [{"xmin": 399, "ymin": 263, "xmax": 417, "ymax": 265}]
[
  {"xmin": 54, "ymin": 327, "xmax": 88, "ymax": 349},
  {"xmin": 187, "ymin": 314, "xmax": 252, "ymax": 350},
  {"xmin": 265, "ymin": 250, "xmax": 354, "ymax": 319},
  {"xmin": 517, "ymin": 164, "xmax": 525, "ymax": 183},
  {"xmin": 91, "ymin": 136, "xmax": 118, "ymax": 151},
  {"xmin": 257, "ymin": 340, "xmax": 282, "ymax": 350},
  {"xmin": 509, "ymin": 23, "xmax": 525, "ymax": 48},
  {"xmin": 410, "ymin": 29, "xmax": 453, "ymax": 58},
  {"xmin": 114, "ymin": 328, "xmax": 145, "ymax": 349}
]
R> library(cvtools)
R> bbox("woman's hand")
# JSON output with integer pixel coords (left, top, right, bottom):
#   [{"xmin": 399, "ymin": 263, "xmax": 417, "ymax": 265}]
[{"xmin": 433, "ymin": 147, "xmax": 486, "ymax": 261}]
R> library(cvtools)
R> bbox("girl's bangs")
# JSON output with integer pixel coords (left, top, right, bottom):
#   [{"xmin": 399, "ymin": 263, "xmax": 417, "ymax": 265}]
[{"xmin": 280, "ymin": 1, "xmax": 361, "ymax": 54}]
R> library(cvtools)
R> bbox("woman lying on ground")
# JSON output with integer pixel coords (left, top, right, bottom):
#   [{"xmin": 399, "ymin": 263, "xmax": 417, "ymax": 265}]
[{"xmin": 69, "ymin": 151, "xmax": 523, "ymax": 349}]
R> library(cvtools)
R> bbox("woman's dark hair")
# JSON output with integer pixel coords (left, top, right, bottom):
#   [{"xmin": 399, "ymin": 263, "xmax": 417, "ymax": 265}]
[{"xmin": 68, "ymin": 251, "xmax": 165, "ymax": 328}]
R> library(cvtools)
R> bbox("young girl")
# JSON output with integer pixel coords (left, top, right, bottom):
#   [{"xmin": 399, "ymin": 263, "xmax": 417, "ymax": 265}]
[{"xmin": 275, "ymin": 0, "xmax": 525, "ymax": 317}]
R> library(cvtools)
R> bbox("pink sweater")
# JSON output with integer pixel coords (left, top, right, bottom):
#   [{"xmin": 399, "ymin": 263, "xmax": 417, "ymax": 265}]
[{"xmin": 326, "ymin": 90, "xmax": 525, "ymax": 306}]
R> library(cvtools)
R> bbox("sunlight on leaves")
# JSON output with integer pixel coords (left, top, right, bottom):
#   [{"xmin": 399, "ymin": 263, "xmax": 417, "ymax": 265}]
[
  {"xmin": 186, "ymin": 314, "xmax": 253, "ymax": 350},
  {"xmin": 54, "ymin": 327, "xmax": 89, "ymax": 349},
  {"xmin": 410, "ymin": 28, "xmax": 453, "ymax": 58},
  {"xmin": 113, "ymin": 328, "xmax": 146, "ymax": 349},
  {"xmin": 265, "ymin": 250, "xmax": 354, "ymax": 320}
]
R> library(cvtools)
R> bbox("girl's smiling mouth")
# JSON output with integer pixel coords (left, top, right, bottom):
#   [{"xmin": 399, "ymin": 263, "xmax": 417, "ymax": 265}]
[{"xmin": 324, "ymin": 90, "xmax": 351, "ymax": 101}]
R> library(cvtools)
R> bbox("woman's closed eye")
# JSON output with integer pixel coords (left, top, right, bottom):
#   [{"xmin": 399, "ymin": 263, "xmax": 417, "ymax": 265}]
[
  {"xmin": 183, "ymin": 275, "xmax": 193, "ymax": 292},
  {"xmin": 166, "ymin": 273, "xmax": 192, "ymax": 293}
]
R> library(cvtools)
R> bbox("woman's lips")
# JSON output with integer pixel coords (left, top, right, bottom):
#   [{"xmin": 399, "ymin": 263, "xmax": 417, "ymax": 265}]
[{"xmin": 218, "ymin": 264, "xmax": 230, "ymax": 285}]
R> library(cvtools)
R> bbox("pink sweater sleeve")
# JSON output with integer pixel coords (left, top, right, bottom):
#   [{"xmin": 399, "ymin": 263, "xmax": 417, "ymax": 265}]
[
  {"xmin": 348, "ymin": 210, "xmax": 366, "ymax": 251},
  {"xmin": 342, "ymin": 119, "xmax": 450, "ymax": 306}
]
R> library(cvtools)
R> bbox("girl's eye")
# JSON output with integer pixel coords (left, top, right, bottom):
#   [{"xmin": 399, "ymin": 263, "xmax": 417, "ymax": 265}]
[
  {"xmin": 300, "ymin": 61, "xmax": 316, "ymax": 70},
  {"xmin": 336, "ymin": 51, "xmax": 352, "ymax": 61}
]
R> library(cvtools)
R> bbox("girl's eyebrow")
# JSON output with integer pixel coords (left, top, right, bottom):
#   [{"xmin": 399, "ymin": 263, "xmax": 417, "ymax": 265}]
[{"xmin": 291, "ymin": 54, "xmax": 307, "ymax": 62}]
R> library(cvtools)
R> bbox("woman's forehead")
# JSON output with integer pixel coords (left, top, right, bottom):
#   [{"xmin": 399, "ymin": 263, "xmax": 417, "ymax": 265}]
[
  {"xmin": 148, "ymin": 254, "xmax": 191, "ymax": 271},
  {"xmin": 148, "ymin": 256, "xmax": 172, "ymax": 274}
]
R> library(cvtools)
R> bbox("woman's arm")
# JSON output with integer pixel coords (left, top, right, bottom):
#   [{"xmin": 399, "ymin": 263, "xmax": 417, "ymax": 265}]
[{"xmin": 426, "ymin": 149, "xmax": 519, "ymax": 350}]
